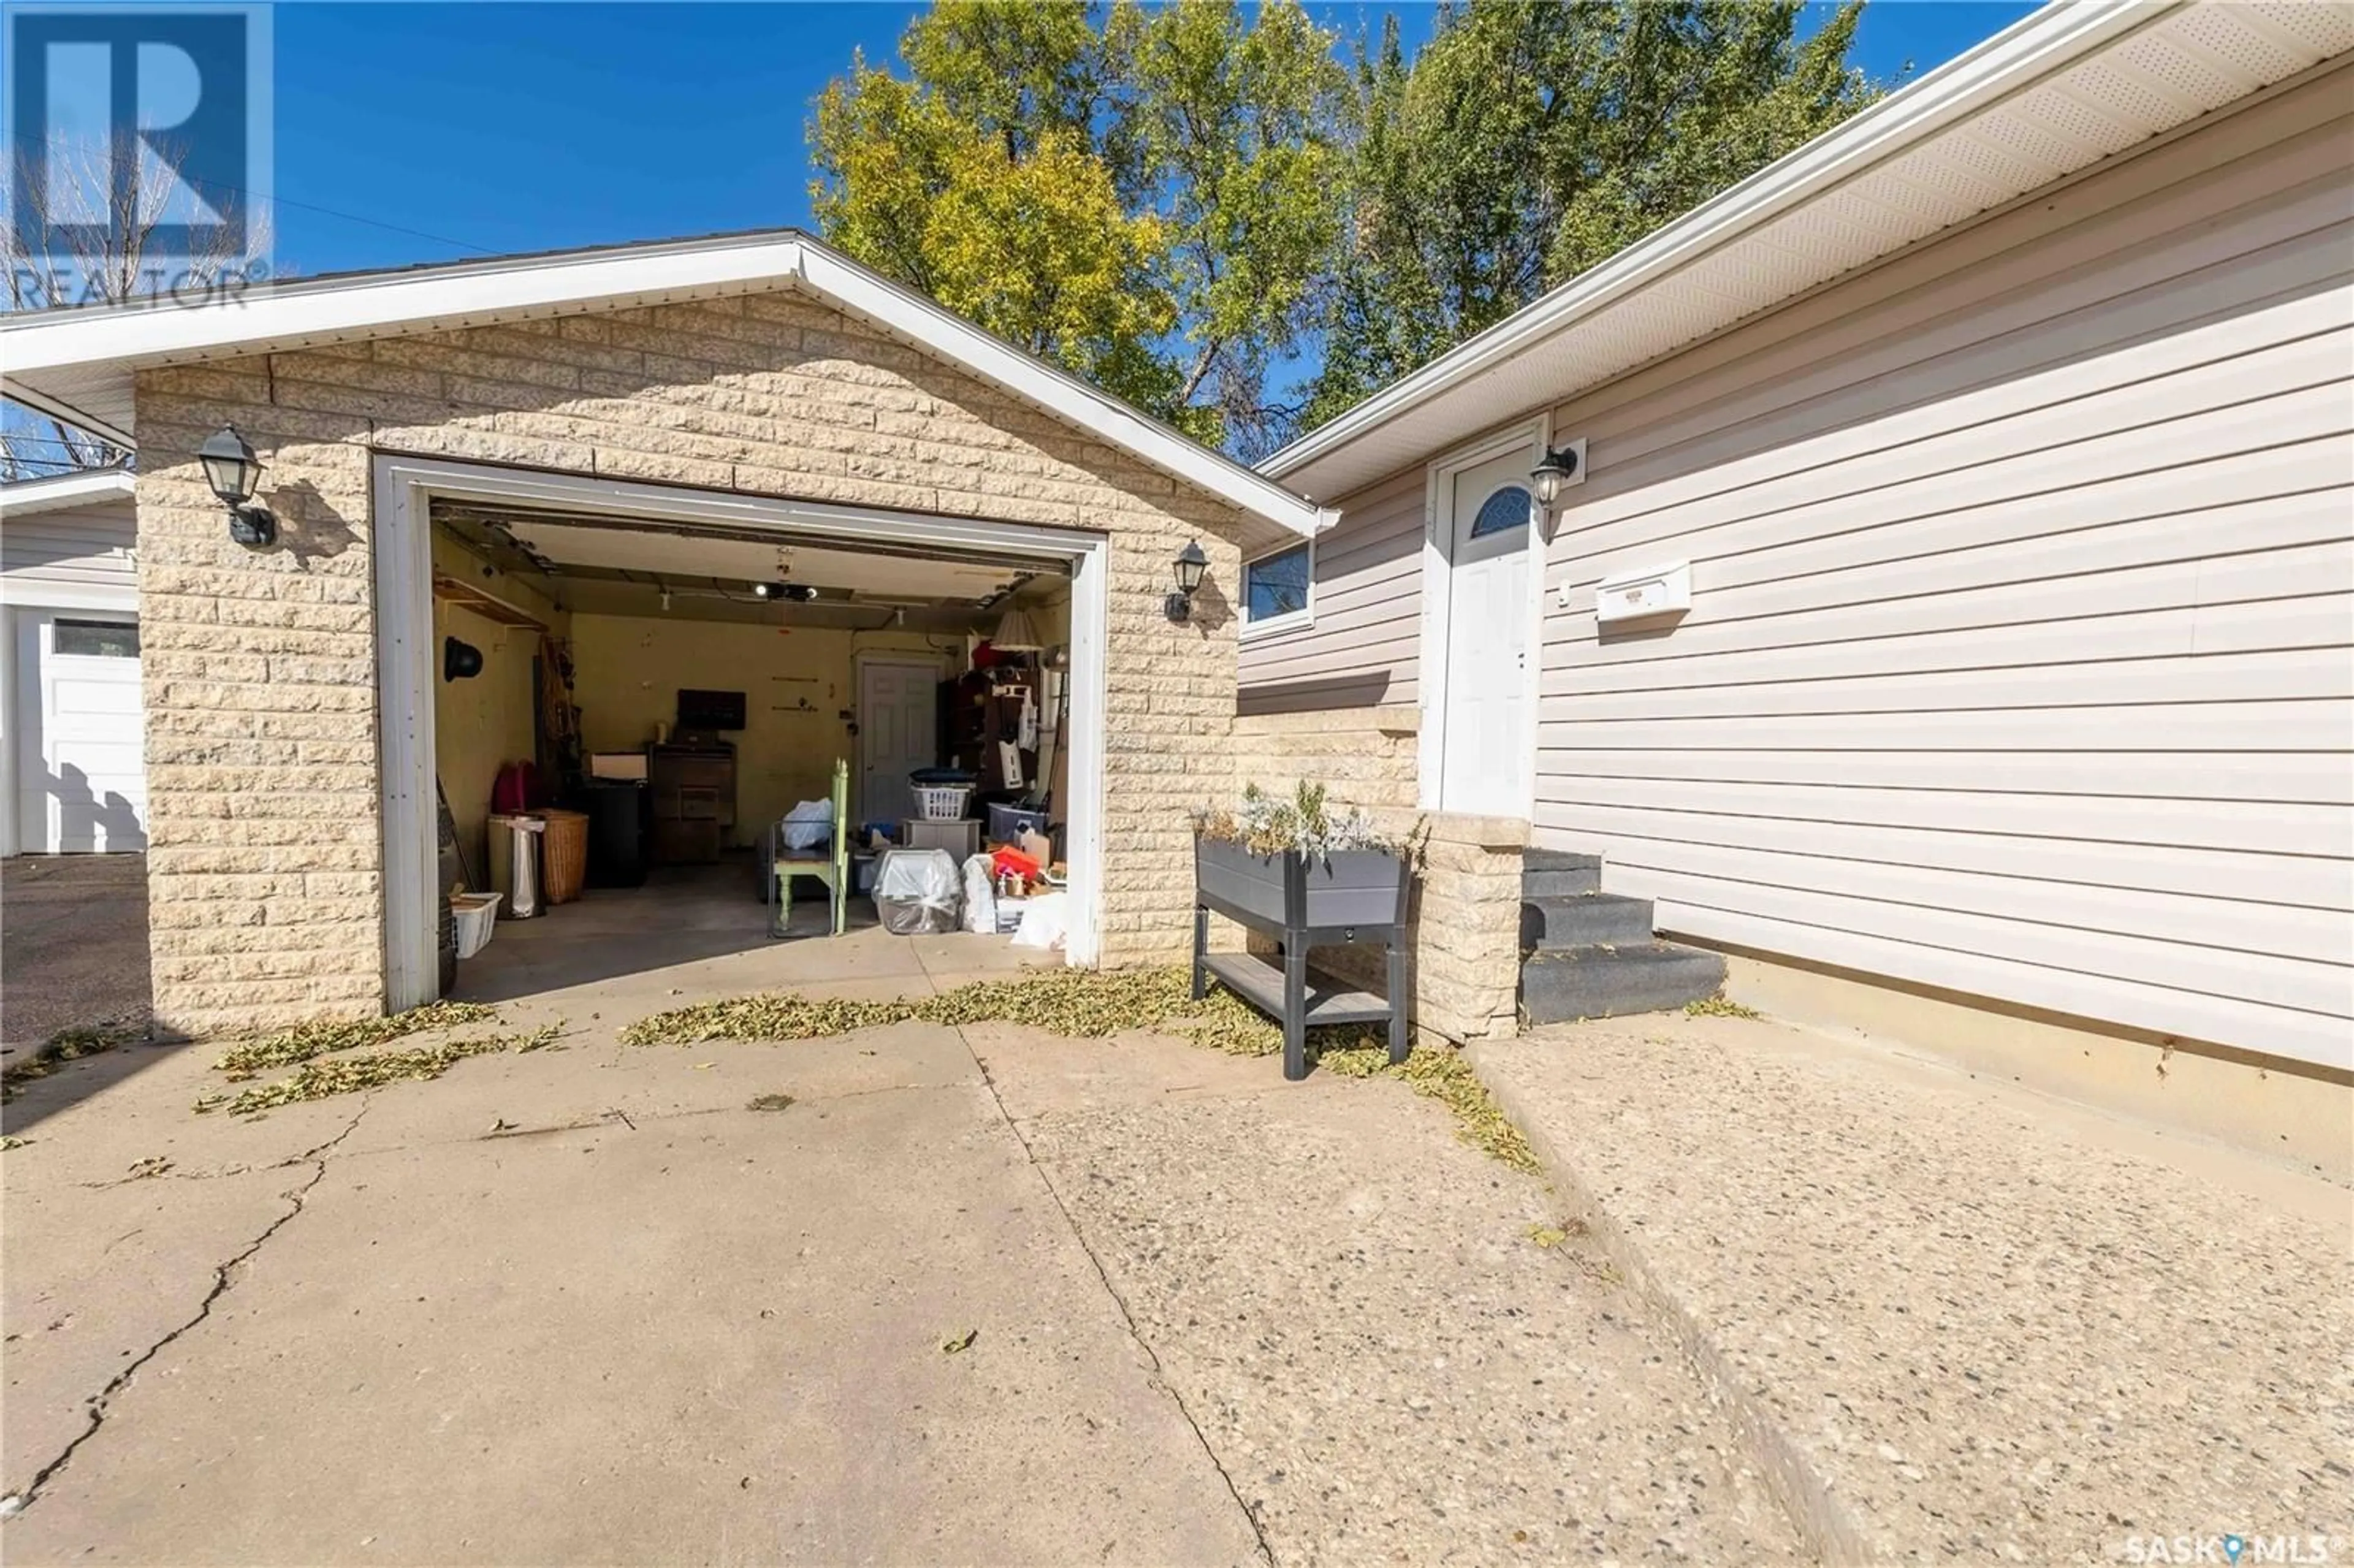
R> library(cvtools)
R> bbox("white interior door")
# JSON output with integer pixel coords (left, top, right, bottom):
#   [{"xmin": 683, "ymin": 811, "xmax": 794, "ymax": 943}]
[
  {"xmin": 13, "ymin": 611, "xmax": 147, "ymax": 853},
  {"xmin": 857, "ymin": 660, "xmax": 938, "ymax": 826},
  {"xmin": 1437, "ymin": 451, "xmax": 1534, "ymax": 816}
]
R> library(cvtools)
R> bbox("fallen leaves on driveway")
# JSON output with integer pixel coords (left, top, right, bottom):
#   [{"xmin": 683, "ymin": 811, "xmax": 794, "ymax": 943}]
[
  {"xmin": 211, "ymin": 1000, "xmax": 500, "ymax": 1080},
  {"xmin": 624, "ymin": 967, "xmax": 1541, "ymax": 1173},
  {"xmin": 196, "ymin": 1024, "xmax": 562, "ymax": 1117},
  {"xmin": 1, "ymin": 1014, "xmax": 152, "ymax": 1103}
]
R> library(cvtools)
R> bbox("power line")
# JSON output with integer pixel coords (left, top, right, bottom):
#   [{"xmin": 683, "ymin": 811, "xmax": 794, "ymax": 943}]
[{"xmin": 6, "ymin": 127, "xmax": 500, "ymax": 257}]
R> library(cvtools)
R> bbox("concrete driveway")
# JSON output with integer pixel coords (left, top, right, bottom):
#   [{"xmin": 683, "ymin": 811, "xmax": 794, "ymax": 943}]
[
  {"xmin": 0, "ymin": 930, "xmax": 1794, "ymax": 1566},
  {"xmin": 1, "ymin": 854, "xmax": 150, "ymax": 1054}
]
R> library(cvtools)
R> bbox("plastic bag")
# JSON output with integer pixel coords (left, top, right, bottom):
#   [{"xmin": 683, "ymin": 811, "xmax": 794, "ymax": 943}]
[
  {"xmin": 1011, "ymin": 891, "xmax": 1068, "ymax": 951},
  {"xmin": 874, "ymin": 848, "xmax": 961, "ymax": 935},
  {"xmin": 780, "ymin": 799, "xmax": 833, "ymax": 853},
  {"xmin": 961, "ymin": 854, "xmax": 997, "ymax": 935}
]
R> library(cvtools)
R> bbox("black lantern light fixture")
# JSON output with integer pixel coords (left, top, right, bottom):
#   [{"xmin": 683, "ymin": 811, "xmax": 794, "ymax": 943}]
[
  {"xmin": 1528, "ymin": 444, "xmax": 1581, "ymax": 509},
  {"xmin": 1165, "ymin": 539, "xmax": 1209, "ymax": 623},
  {"xmin": 199, "ymin": 424, "xmax": 276, "ymax": 549}
]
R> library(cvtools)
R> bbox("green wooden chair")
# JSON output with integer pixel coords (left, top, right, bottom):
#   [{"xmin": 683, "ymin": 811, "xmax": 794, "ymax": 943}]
[{"xmin": 770, "ymin": 758, "xmax": 850, "ymax": 938}]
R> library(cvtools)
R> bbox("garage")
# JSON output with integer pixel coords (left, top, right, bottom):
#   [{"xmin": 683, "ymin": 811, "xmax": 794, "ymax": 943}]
[
  {"xmin": 0, "ymin": 229, "xmax": 1337, "ymax": 1034},
  {"xmin": 405, "ymin": 459, "xmax": 1093, "ymax": 999},
  {"xmin": 1, "ymin": 470, "xmax": 147, "ymax": 857}
]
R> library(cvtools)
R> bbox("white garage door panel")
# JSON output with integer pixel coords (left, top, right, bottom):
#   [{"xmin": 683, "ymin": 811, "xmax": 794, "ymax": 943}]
[{"xmin": 13, "ymin": 611, "xmax": 147, "ymax": 853}]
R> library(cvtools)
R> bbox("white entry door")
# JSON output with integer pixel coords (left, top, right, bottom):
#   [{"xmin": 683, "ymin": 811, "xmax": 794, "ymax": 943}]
[
  {"xmin": 857, "ymin": 660, "xmax": 939, "ymax": 825},
  {"xmin": 13, "ymin": 611, "xmax": 147, "ymax": 852},
  {"xmin": 1436, "ymin": 449, "xmax": 1535, "ymax": 816}
]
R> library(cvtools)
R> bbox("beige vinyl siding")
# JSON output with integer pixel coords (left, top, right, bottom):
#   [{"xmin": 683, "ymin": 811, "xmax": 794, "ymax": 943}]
[
  {"xmin": 1533, "ymin": 64, "xmax": 2353, "ymax": 1071},
  {"xmin": 1238, "ymin": 465, "xmax": 1423, "ymax": 714},
  {"xmin": 1, "ymin": 495, "xmax": 137, "ymax": 590}
]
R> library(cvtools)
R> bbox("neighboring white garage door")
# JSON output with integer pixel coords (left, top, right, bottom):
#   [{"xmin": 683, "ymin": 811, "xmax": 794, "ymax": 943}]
[{"xmin": 12, "ymin": 611, "xmax": 147, "ymax": 853}]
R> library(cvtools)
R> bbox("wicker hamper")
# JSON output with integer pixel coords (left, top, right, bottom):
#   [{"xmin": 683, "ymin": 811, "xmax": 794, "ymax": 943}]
[{"xmin": 540, "ymin": 809, "xmax": 590, "ymax": 904}]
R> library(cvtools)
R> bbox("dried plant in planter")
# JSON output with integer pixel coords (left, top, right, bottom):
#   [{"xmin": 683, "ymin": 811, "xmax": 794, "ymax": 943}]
[{"xmin": 1190, "ymin": 781, "xmax": 1404, "ymax": 861}]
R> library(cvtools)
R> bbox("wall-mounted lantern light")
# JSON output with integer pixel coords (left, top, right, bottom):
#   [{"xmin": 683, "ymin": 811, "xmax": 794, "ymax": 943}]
[
  {"xmin": 199, "ymin": 424, "xmax": 277, "ymax": 549},
  {"xmin": 1528, "ymin": 444, "xmax": 1580, "ymax": 509},
  {"xmin": 1165, "ymin": 539, "xmax": 1209, "ymax": 623}
]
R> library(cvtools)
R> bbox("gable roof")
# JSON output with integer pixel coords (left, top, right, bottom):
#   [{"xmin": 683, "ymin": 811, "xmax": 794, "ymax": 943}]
[
  {"xmin": 0, "ymin": 230, "xmax": 1336, "ymax": 546},
  {"xmin": 1260, "ymin": 0, "xmax": 2354, "ymax": 501}
]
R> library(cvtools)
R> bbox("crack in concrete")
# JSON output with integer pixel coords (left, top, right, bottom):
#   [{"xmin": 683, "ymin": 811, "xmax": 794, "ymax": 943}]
[
  {"xmin": 2, "ymin": 1097, "xmax": 375, "ymax": 1513},
  {"xmin": 956, "ymin": 1029, "xmax": 1278, "ymax": 1568}
]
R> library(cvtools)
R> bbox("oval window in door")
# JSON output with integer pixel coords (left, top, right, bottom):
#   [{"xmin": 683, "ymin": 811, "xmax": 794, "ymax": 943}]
[{"xmin": 1469, "ymin": 485, "xmax": 1531, "ymax": 539}]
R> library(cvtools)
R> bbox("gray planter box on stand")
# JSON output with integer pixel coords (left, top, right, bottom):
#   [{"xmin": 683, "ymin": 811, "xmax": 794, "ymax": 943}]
[{"xmin": 1190, "ymin": 837, "xmax": 1411, "ymax": 1080}]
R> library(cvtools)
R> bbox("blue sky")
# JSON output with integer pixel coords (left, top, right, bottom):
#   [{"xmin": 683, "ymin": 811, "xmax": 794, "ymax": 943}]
[{"xmin": 267, "ymin": 1, "xmax": 2038, "ymax": 278}]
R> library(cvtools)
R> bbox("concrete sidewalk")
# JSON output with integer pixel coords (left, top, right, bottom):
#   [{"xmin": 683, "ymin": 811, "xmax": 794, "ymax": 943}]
[{"xmin": 1472, "ymin": 1014, "xmax": 2354, "ymax": 1564}]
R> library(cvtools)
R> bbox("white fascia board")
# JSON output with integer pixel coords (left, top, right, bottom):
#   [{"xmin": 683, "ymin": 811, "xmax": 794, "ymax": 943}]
[
  {"xmin": 1258, "ymin": 0, "xmax": 2162, "ymax": 485},
  {"xmin": 799, "ymin": 246, "xmax": 1336, "ymax": 542},
  {"xmin": 1, "ymin": 229, "xmax": 1336, "ymax": 544},
  {"xmin": 0, "ymin": 468, "xmax": 136, "ymax": 517},
  {"xmin": 0, "ymin": 231, "xmax": 817, "ymax": 375}
]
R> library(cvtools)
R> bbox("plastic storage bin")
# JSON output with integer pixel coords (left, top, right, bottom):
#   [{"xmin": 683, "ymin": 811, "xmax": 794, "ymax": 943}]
[
  {"xmin": 450, "ymin": 892, "xmax": 502, "ymax": 959},
  {"xmin": 986, "ymin": 802, "xmax": 1050, "ymax": 844}
]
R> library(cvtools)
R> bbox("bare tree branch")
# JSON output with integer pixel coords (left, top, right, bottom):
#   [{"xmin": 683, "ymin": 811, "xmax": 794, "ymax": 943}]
[{"xmin": 4, "ymin": 134, "xmax": 272, "ymax": 476}]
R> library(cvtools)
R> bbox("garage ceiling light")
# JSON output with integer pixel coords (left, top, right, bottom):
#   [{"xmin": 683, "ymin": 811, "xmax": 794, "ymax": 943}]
[{"xmin": 991, "ymin": 607, "xmax": 1043, "ymax": 651}]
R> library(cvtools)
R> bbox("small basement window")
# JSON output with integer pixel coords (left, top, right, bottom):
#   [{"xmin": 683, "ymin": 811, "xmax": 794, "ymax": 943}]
[
  {"xmin": 55, "ymin": 619, "xmax": 139, "ymax": 657},
  {"xmin": 1241, "ymin": 543, "xmax": 1311, "ymax": 636}
]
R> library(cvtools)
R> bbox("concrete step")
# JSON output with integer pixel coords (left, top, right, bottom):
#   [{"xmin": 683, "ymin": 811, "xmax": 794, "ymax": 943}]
[
  {"xmin": 1520, "ymin": 892, "xmax": 1655, "ymax": 951},
  {"xmin": 1522, "ymin": 850, "xmax": 1601, "ymax": 898},
  {"xmin": 1519, "ymin": 941, "xmax": 1727, "ymax": 1024}
]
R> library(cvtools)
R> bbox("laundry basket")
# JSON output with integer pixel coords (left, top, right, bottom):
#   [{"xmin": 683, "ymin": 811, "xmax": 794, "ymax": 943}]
[
  {"xmin": 540, "ymin": 809, "xmax": 590, "ymax": 904},
  {"xmin": 910, "ymin": 783, "xmax": 973, "ymax": 822}
]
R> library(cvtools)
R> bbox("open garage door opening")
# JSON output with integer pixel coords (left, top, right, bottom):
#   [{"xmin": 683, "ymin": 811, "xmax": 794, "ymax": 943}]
[{"xmin": 376, "ymin": 456, "xmax": 1109, "ymax": 1008}]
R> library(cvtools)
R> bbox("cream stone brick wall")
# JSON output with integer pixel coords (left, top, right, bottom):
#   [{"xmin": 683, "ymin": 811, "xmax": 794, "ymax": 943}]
[
  {"xmin": 1222, "ymin": 707, "xmax": 1525, "ymax": 1045},
  {"xmin": 1395, "ymin": 816, "xmax": 1527, "ymax": 1042},
  {"xmin": 1230, "ymin": 705, "xmax": 1419, "ymax": 810},
  {"xmin": 1297, "ymin": 812, "xmax": 1525, "ymax": 1046},
  {"xmin": 134, "ymin": 289, "xmax": 1255, "ymax": 1035}
]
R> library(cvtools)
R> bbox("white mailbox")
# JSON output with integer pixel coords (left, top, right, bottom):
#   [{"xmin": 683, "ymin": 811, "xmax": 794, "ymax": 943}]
[{"xmin": 1593, "ymin": 560, "xmax": 1692, "ymax": 625}]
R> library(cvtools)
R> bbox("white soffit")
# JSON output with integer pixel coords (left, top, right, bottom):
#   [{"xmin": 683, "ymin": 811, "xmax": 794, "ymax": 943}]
[
  {"xmin": 1260, "ymin": 0, "xmax": 2354, "ymax": 501},
  {"xmin": 0, "ymin": 467, "xmax": 136, "ymax": 517},
  {"xmin": 0, "ymin": 233, "xmax": 1335, "ymax": 544}
]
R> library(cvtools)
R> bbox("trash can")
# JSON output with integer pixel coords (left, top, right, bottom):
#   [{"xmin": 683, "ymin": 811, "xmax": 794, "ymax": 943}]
[
  {"xmin": 487, "ymin": 814, "xmax": 547, "ymax": 918},
  {"xmin": 583, "ymin": 779, "xmax": 649, "ymax": 888}
]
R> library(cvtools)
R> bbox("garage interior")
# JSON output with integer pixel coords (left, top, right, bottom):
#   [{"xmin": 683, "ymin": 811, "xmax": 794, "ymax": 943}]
[{"xmin": 426, "ymin": 500, "xmax": 1078, "ymax": 995}]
